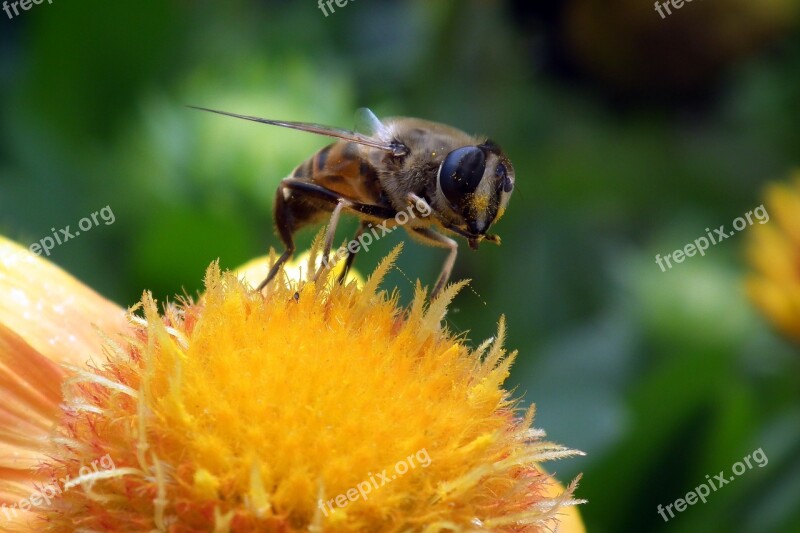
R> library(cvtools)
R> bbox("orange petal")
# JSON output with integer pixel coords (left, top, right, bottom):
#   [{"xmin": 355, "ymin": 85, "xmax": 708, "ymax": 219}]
[
  {"xmin": 0, "ymin": 235, "xmax": 128, "ymax": 368},
  {"xmin": 0, "ymin": 323, "xmax": 63, "ymax": 510},
  {"xmin": 0, "ymin": 235, "xmax": 129, "ymax": 516}
]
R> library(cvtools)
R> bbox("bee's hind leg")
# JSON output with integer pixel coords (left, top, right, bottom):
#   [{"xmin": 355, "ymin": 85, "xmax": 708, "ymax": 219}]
[
  {"xmin": 259, "ymin": 178, "xmax": 398, "ymax": 291},
  {"xmin": 257, "ymin": 183, "xmax": 297, "ymax": 292}
]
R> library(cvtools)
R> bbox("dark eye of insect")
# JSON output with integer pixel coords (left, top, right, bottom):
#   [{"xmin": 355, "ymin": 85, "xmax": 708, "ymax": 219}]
[
  {"xmin": 439, "ymin": 146, "xmax": 486, "ymax": 206},
  {"xmin": 496, "ymin": 163, "xmax": 513, "ymax": 193}
]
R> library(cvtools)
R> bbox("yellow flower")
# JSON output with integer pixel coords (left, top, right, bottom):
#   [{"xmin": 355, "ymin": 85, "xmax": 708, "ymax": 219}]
[
  {"xmin": 0, "ymin": 235, "xmax": 584, "ymax": 532},
  {"xmin": 746, "ymin": 173, "xmax": 800, "ymax": 342}
]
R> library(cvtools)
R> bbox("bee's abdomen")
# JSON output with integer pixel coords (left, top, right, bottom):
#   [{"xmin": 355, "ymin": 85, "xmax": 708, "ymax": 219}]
[
  {"xmin": 290, "ymin": 156, "xmax": 314, "ymax": 180},
  {"xmin": 290, "ymin": 142, "xmax": 383, "ymax": 205}
]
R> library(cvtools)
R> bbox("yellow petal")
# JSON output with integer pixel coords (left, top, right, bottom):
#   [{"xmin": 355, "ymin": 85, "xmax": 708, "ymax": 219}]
[
  {"xmin": 535, "ymin": 464, "xmax": 586, "ymax": 533},
  {"xmin": 745, "ymin": 173, "xmax": 800, "ymax": 342},
  {"xmin": 34, "ymin": 254, "xmax": 584, "ymax": 531}
]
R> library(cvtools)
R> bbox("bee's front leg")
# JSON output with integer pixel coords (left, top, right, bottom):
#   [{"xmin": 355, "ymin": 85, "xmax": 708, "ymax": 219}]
[
  {"xmin": 407, "ymin": 227, "xmax": 458, "ymax": 300},
  {"xmin": 338, "ymin": 222, "xmax": 369, "ymax": 284},
  {"xmin": 407, "ymin": 193, "xmax": 433, "ymax": 218}
]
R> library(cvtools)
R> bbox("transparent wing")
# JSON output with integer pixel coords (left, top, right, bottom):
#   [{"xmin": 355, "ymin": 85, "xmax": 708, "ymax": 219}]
[
  {"xmin": 189, "ymin": 106, "xmax": 407, "ymax": 156},
  {"xmin": 354, "ymin": 107, "xmax": 390, "ymax": 139}
]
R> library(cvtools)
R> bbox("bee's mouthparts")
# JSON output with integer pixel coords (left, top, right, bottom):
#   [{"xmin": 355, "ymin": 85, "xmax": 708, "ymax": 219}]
[{"xmin": 444, "ymin": 223, "xmax": 496, "ymax": 250}]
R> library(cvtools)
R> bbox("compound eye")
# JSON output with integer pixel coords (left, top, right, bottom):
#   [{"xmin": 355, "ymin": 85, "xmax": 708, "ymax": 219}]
[{"xmin": 439, "ymin": 146, "xmax": 486, "ymax": 207}]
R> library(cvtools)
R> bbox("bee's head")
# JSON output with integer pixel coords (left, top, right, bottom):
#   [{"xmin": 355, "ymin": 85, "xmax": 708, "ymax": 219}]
[{"xmin": 436, "ymin": 141, "xmax": 514, "ymax": 243}]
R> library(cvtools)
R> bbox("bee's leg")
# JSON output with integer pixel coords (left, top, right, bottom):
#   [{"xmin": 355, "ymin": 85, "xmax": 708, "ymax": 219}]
[
  {"xmin": 407, "ymin": 193, "xmax": 432, "ymax": 217},
  {"xmin": 314, "ymin": 199, "xmax": 353, "ymax": 280},
  {"xmin": 257, "ymin": 183, "xmax": 297, "ymax": 292},
  {"xmin": 259, "ymin": 178, "xmax": 398, "ymax": 288},
  {"xmin": 408, "ymin": 227, "xmax": 458, "ymax": 300},
  {"xmin": 338, "ymin": 222, "xmax": 368, "ymax": 284}
]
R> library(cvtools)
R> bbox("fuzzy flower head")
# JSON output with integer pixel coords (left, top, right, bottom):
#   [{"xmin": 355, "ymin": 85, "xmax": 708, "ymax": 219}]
[
  {"xmin": 0, "ymin": 237, "xmax": 584, "ymax": 532},
  {"xmin": 746, "ymin": 172, "xmax": 800, "ymax": 343}
]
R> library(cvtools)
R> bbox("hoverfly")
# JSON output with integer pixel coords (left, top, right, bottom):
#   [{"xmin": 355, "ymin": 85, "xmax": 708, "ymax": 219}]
[{"xmin": 190, "ymin": 106, "xmax": 515, "ymax": 299}]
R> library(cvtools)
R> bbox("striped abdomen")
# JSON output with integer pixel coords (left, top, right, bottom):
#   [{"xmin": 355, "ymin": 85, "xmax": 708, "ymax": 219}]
[{"xmin": 290, "ymin": 141, "xmax": 383, "ymax": 206}]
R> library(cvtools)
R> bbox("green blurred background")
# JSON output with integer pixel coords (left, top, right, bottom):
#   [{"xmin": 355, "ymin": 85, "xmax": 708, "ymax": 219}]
[{"xmin": 2, "ymin": 1, "xmax": 800, "ymax": 531}]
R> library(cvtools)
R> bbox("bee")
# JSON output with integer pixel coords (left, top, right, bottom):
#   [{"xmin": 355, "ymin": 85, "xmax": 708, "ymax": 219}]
[{"xmin": 190, "ymin": 106, "xmax": 515, "ymax": 299}]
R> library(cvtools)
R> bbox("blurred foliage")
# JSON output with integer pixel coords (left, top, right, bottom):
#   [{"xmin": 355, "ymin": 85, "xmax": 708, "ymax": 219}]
[{"xmin": 1, "ymin": 1, "xmax": 800, "ymax": 531}]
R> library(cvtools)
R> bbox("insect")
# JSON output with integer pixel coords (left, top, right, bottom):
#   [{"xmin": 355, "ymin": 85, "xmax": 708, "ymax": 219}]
[{"xmin": 190, "ymin": 106, "xmax": 515, "ymax": 299}]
